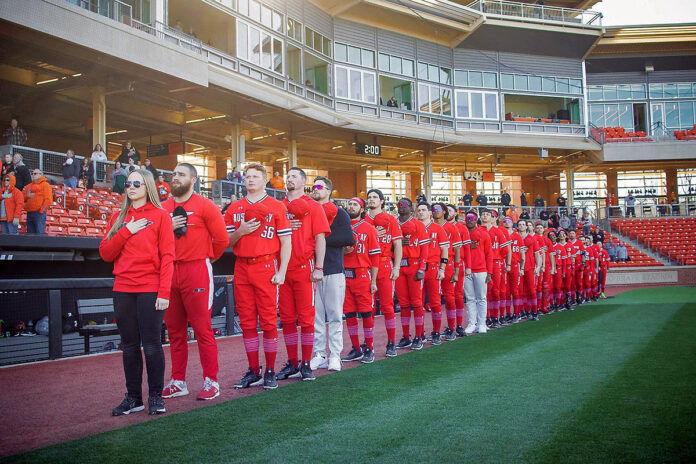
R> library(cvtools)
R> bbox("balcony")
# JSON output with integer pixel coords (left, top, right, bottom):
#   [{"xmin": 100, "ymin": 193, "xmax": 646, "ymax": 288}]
[{"xmin": 467, "ymin": 0, "xmax": 602, "ymax": 28}]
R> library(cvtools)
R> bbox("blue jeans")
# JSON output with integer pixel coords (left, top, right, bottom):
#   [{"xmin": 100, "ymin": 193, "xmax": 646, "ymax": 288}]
[
  {"xmin": 64, "ymin": 177, "xmax": 78, "ymax": 189},
  {"xmin": 1, "ymin": 221, "xmax": 18, "ymax": 234},
  {"xmin": 26, "ymin": 211, "xmax": 46, "ymax": 235},
  {"xmin": 583, "ymin": 225, "xmax": 590, "ymax": 236}
]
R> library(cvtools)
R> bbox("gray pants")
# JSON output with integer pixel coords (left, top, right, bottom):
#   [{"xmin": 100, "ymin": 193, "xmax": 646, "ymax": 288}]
[
  {"xmin": 314, "ymin": 273, "xmax": 345, "ymax": 358},
  {"xmin": 464, "ymin": 272, "xmax": 488, "ymax": 329}
]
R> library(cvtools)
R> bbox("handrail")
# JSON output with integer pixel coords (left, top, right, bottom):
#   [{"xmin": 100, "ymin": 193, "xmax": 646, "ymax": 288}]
[
  {"xmin": 467, "ymin": 0, "xmax": 602, "ymax": 27},
  {"xmin": 589, "ymin": 122, "xmax": 605, "ymax": 145}
]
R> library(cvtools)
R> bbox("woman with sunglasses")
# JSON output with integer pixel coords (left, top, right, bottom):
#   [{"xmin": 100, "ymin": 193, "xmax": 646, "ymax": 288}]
[{"xmin": 99, "ymin": 169, "xmax": 175, "ymax": 416}]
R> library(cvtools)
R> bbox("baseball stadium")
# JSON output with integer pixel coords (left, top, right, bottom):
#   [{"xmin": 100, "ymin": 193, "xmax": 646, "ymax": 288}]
[{"xmin": 0, "ymin": 0, "xmax": 695, "ymax": 462}]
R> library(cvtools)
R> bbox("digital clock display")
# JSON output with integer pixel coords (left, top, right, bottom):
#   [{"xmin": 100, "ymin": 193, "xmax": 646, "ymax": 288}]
[{"xmin": 356, "ymin": 143, "xmax": 381, "ymax": 156}]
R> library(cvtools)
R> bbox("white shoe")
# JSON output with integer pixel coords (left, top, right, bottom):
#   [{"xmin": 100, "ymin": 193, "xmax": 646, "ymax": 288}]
[
  {"xmin": 475, "ymin": 325, "xmax": 487, "ymax": 334},
  {"xmin": 464, "ymin": 324, "xmax": 477, "ymax": 335},
  {"xmin": 328, "ymin": 355, "xmax": 341, "ymax": 371},
  {"xmin": 310, "ymin": 354, "xmax": 328, "ymax": 370},
  {"xmin": 162, "ymin": 379, "xmax": 189, "ymax": 398}
]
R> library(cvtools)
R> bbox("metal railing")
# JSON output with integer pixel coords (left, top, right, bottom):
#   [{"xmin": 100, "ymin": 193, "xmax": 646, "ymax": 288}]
[
  {"xmin": 204, "ymin": 180, "xmax": 286, "ymax": 206},
  {"xmin": 603, "ymin": 203, "xmax": 696, "ymax": 219},
  {"xmin": 467, "ymin": 0, "xmax": 602, "ymax": 27},
  {"xmin": 589, "ymin": 122, "xmax": 605, "ymax": 145}
]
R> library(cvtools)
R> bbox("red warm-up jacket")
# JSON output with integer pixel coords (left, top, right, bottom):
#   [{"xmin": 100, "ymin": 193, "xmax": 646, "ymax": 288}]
[
  {"xmin": 468, "ymin": 225, "xmax": 493, "ymax": 274},
  {"xmin": 1, "ymin": 175, "xmax": 24, "ymax": 221},
  {"xmin": 99, "ymin": 202, "xmax": 175, "ymax": 299}
]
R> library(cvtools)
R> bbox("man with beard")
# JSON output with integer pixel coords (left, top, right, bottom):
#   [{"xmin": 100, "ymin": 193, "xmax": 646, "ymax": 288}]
[
  {"xmin": 534, "ymin": 222, "xmax": 555, "ymax": 314},
  {"xmin": 395, "ymin": 198, "xmax": 429, "ymax": 350},
  {"xmin": 225, "ymin": 163, "xmax": 292, "ymax": 390},
  {"xmin": 341, "ymin": 198, "xmax": 380, "ymax": 363},
  {"xmin": 277, "ymin": 167, "xmax": 330, "ymax": 382},
  {"xmin": 520, "ymin": 220, "xmax": 542, "ymax": 320},
  {"xmin": 568, "ymin": 229, "xmax": 585, "ymax": 305},
  {"xmin": 463, "ymin": 211, "xmax": 492, "ymax": 334},
  {"xmin": 558, "ymin": 229, "xmax": 573, "ymax": 309},
  {"xmin": 433, "ymin": 203, "xmax": 462, "ymax": 341},
  {"xmin": 364, "ymin": 189, "xmax": 402, "ymax": 357},
  {"xmin": 449, "ymin": 205, "xmax": 471, "ymax": 336},
  {"xmin": 548, "ymin": 230, "xmax": 565, "ymax": 312},
  {"xmin": 162, "ymin": 163, "xmax": 229, "ymax": 400},
  {"xmin": 502, "ymin": 216, "xmax": 524, "ymax": 322}
]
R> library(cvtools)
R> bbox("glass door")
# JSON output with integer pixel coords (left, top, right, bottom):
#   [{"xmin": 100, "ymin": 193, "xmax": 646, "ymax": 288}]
[{"xmin": 650, "ymin": 102, "xmax": 665, "ymax": 136}]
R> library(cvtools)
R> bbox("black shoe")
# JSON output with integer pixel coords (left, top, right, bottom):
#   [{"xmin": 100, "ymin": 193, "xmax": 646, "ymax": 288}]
[
  {"xmin": 299, "ymin": 360, "xmax": 315, "ymax": 381},
  {"xmin": 491, "ymin": 318, "xmax": 501, "ymax": 329},
  {"xmin": 421, "ymin": 334, "xmax": 427, "ymax": 345},
  {"xmin": 396, "ymin": 336, "xmax": 412, "ymax": 349},
  {"xmin": 410, "ymin": 336, "xmax": 423, "ymax": 350},
  {"xmin": 565, "ymin": 296, "xmax": 571, "ymax": 310},
  {"xmin": 442, "ymin": 327, "xmax": 456, "ymax": 341},
  {"xmin": 512, "ymin": 315, "xmax": 521, "ymax": 323},
  {"xmin": 276, "ymin": 360, "xmax": 300, "ymax": 380},
  {"xmin": 234, "ymin": 367, "xmax": 263, "ymax": 389},
  {"xmin": 148, "ymin": 396, "xmax": 166, "ymax": 415},
  {"xmin": 341, "ymin": 346, "xmax": 364, "ymax": 362},
  {"xmin": 531, "ymin": 311, "xmax": 539, "ymax": 321},
  {"xmin": 263, "ymin": 368, "xmax": 278, "ymax": 390},
  {"xmin": 455, "ymin": 325, "xmax": 466, "ymax": 338},
  {"xmin": 385, "ymin": 341, "xmax": 397, "ymax": 357},
  {"xmin": 361, "ymin": 347, "xmax": 375, "ymax": 363},
  {"xmin": 112, "ymin": 394, "xmax": 144, "ymax": 416},
  {"xmin": 486, "ymin": 317, "xmax": 492, "ymax": 327},
  {"xmin": 431, "ymin": 331, "xmax": 442, "ymax": 345}
]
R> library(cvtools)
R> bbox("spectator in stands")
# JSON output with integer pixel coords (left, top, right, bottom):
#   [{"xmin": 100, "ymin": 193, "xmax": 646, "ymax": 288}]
[
  {"xmin": 62, "ymin": 149, "xmax": 81, "ymax": 189},
  {"xmin": 519, "ymin": 208, "xmax": 530, "ymax": 220},
  {"xmin": 462, "ymin": 191, "xmax": 473, "ymax": 206},
  {"xmin": 118, "ymin": 142, "xmax": 140, "ymax": 165},
  {"xmin": 520, "ymin": 189, "xmax": 528, "ymax": 207},
  {"xmin": 617, "ymin": 243, "xmax": 628, "ymax": 262},
  {"xmin": 556, "ymin": 194, "xmax": 567, "ymax": 215},
  {"xmin": 386, "ymin": 97, "xmax": 398, "ymax": 108},
  {"xmin": 3, "ymin": 116, "xmax": 27, "ymax": 146},
  {"xmin": 669, "ymin": 189, "xmax": 679, "ymax": 215},
  {"xmin": 569, "ymin": 212, "xmax": 578, "ymax": 230},
  {"xmin": 12, "ymin": 153, "xmax": 31, "ymax": 192},
  {"xmin": 476, "ymin": 192, "xmax": 487, "ymax": 206},
  {"xmin": 80, "ymin": 157, "xmax": 95, "ymax": 190},
  {"xmin": 110, "ymin": 161, "xmax": 128, "ymax": 194},
  {"xmin": 539, "ymin": 208, "xmax": 550, "ymax": 228},
  {"xmin": 500, "ymin": 190, "xmax": 511, "ymax": 207},
  {"xmin": 1, "ymin": 174, "xmax": 23, "ymax": 234},
  {"xmin": 534, "ymin": 194, "xmax": 545, "ymax": 216},
  {"xmin": 606, "ymin": 241, "xmax": 617, "ymax": 262},
  {"xmin": 156, "ymin": 174, "xmax": 170, "ymax": 202},
  {"xmin": 559, "ymin": 214, "xmax": 571, "ymax": 230},
  {"xmin": 127, "ymin": 158, "xmax": 138, "ymax": 173},
  {"xmin": 23, "ymin": 168, "xmax": 52, "ymax": 235},
  {"xmin": 144, "ymin": 158, "xmax": 158, "ymax": 179},
  {"xmin": 581, "ymin": 213, "xmax": 592, "ymax": 236},
  {"xmin": 270, "ymin": 171, "xmax": 285, "ymax": 190},
  {"xmin": 91, "ymin": 144, "xmax": 107, "ymax": 182},
  {"xmin": 549, "ymin": 210, "xmax": 559, "ymax": 229},
  {"xmin": 625, "ymin": 191, "xmax": 636, "ymax": 217}
]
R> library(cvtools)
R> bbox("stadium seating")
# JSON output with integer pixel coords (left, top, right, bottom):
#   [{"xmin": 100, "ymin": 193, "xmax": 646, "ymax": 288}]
[
  {"xmin": 599, "ymin": 229, "xmax": 663, "ymax": 268},
  {"xmin": 611, "ymin": 218, "xmax": 696, "ymax": 265},
  {"xmin": 598, "ymin": 126, "xmax": 652, "ymax": 143},
  {"xmin": 674, "ymin": 124, "xmax": 696, "ymax": 141}
]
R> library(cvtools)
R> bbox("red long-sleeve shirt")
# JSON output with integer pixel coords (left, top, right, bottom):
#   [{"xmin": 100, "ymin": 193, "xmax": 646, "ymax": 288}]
[
  {"xmin": 99, "ymin": 202, "xmax": 175, "ymax": 300},
  {"xmin": 468, "ymin": 225, "xmax": 493, "ymax": 274},
  {"xmin": 599, "ymin": 247, "xmax": 610, "ymax": 269},
  {"xmin": 399, "ymin": 216, "xmax": 429, "ymax": 271},
  {"xmin": 454, "ymin": 221, "xmax": 472, "ymax": 270},
  {"xmin": 569, "ymin": 238, "xmax": 585, "ymax": 266},
  {"xmin": 509, "ymin": 230, "xmax": 523, "ymax": 265},
  {"xmin": 283, "ymin": 195, "xmax": 330, "ymax": 268},
  {"xmin": 344, "ymin": 218, "xmax": 380, "ymax": 269},
  {"xmin": 439, "ymin": 220, "xmax": 461, "ymax": 263},
  {"xmin": 162, "ymin": 194, "xmax": 229, "ymax": 262}
]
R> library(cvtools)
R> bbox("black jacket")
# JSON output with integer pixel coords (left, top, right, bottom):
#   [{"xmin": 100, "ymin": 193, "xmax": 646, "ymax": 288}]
[
  {"xmin": 13, "ymin": 163, "xmax": 31, "ymax": 192},
  {"xmin": 62, "ymin": 159, "xmax": 81, "ymax": 179},
  {"xmin": 145, "ymin": 164, "xmax": 158, "ymax": 179},
  {"xmin": 534, "ymin": 198, "xmax": 545, "ymax": 207},
  {"xmin": 118, "ymin": 147, "xmax": 141, "ymax": 165},
  {"xmin": 476, "ymin": 195, "xmax": 487, "ymax": 206},
  {"xmin": 501, "ymin": 193, "xmax": 511, "ymax": 206},
  {"xmin": 324, "ymin": 206, "xmax": 355, "ymax": 275},
  {"xmin": 462, "ymin": 194, "xmax": 473, "ymax": 206}
]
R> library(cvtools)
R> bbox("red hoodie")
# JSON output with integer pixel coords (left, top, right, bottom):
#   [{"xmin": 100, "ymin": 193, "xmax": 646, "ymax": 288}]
[
  {"xmin": 468, "ymin": 225, "xmax": 493, "ymax": 274},
  {"xmin": 1, "ymin": 175, "xmax": 24, "ymax": 221},
  {"xmin": 99, "ymin": 202, "xmax": 175, "ymax": 299}
]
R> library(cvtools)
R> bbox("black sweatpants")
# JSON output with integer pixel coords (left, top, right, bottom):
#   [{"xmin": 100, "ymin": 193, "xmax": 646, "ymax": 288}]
[{"xmin": 113, "ymin": 292, "xmax": 165, "ymax": 401}]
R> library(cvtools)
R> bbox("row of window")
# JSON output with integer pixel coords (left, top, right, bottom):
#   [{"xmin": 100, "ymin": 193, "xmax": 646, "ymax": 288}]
[
  {"xmin": 501, "ymin": 73, "xmax": 583, "ymax": 95},
  {"xmin": 237, "ymin": 20, "xmax": 284, "ymax": 74},
  {"xmin": 335, "ymin": 43, "xmax": 374, "ymax": 68},
  {"xmin": 237, "ymin": 0, "xmax": 283, "ymax": 34},
  {"xmin": 649, "ymin": 82, "xmax": 696, "ymax": 100},
  {"xmin": 588, "ymin": 82, "xmax": 696, "ymax": 101},
  {"xmin": 590, "ymin": 103, "xmax": 635, "ymax": 131}
]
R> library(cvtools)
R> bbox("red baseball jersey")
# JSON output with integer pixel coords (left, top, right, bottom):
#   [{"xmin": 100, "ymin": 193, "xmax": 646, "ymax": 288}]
[
  {"xmin": 364, "ymin": 211, "xmax": 402, "ymax": 258},
  {"xmin": 552, "ymin": 242, "xmax": 567, "ymax": 273},
  {"xmin": 440, "ymin": 220, "xmax": 462, "ymax": 262},
  {"xmin": 498, "ymin": 224, "xmax": 512, "ymax": 263},
  {"xmin": 522, "ymin": 233, "xmax": 540, "ymax": 272},
  {"xmin": 509, "ymin": 230, "xmax": 523, "ymax": 265},
  {"xmin": 283, "ymin": 195, "xmax": 330, "ymax": 267},
  {"xmin": 569, "ymin": 238, "xmax": 585, "ymax": 265},
  {"xmin": 224, "ymin": 194, "xmax": 292, "ymax": 258},
  {"xmin": 422, "ymin": 220, "xmax": 449, "ymax": 264},
  {"xmin": 599, "ymin": 247, "xmax": 610, "ymax": 268},
  {"xmin": 399, "ymin": 216, "xmax": 429, "ymax": 264},
  {"xmin": 468, "ymin": 225, "xmax": 493, "ymax": 274},
  {"xmin": 486, "ymin": 225, "xmax": 503, "ymax": 261},
  {"xmin": 454, "ymin": 221, "xmax": 472, "ymax": 270},
  {"xmin": 344, "ymin": 218, "xmax": 380, "ymax": 269},
  {"xmin": 162, "ymin": 194, "xmax": 229, "ymax": 262},
  {"xmin": 564, "ymin": 242, "xmax": 574, "ymax": 267}
]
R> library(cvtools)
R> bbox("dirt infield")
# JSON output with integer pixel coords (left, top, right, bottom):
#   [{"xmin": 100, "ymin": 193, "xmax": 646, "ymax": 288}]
[{"xmin": 0, "ymin": 285, "xmax": 642, "ymax": 458}]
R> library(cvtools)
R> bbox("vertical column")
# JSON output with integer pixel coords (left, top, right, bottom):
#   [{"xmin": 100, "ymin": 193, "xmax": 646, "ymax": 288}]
[
  {"xmin": 566, "ymin": 166, "xmax": 575, "ymax": 205},
  {"xmin": 665, "ymin": 168, "xmax": 678, "ymax": 200},
  {"xmin": 424, "ymin": 145, "xmax": 433, "ymax": 200},
  {"xmin": 150, "ymin": 0, "xmax": 167, "ymax": 26},
  {"xmin": 91, "ymin": 86, "xmax": 106, "ymax": 152},
  {"xmin": 288, "ymin": 139, "xmax": 298, "ymax": 168},
  {"xmin": 227, "ymin": 123, "xmax": 244, "ymax": 170}
]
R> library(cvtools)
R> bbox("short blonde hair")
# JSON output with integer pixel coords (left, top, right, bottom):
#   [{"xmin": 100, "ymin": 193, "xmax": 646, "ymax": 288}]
[{"xmin": 244, "ymin": 163, "xmax": 267, "ymax": 179}]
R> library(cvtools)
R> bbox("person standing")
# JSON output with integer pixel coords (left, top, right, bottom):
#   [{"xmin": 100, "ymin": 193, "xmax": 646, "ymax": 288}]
[
  {"xmin": 80, "ymin": 157, "xmax": 95, "ymax": 190},
  {"xmin": 462, "ymin": 191, "xmax": 473, "ymax": 207},
  {"xmin": 364, "ymin": 188, "xmax": 402, "ymax": 357},
  {"xmin": 597, "ymin": 240, "xmax": 609, "ymax": 298},
  {"xmin": 500, "ymin": 190, "xmax": 511, "ymax": 208},
  {"xmin": 416, "ymin": 202, "xmax": 449, "ymax": 345},
  {"xmin": 394, "ymin": 198, "xmax": 429, "ymax": 349},
  {"xmin": 617, "ymin": 242, "xmax": 628, "ymax": 262},
  {"xmin": 568, "ymin": 229, "xmax": 585, "ymax": 304},
  {"xmin": 23, "ymin": 169, "xmax": 52, "ymax": 235},
  {"xmin": 156, "ymin": 174, "xmax": 170, "ymax": 202},
  {"xmin": 476, "ymin": 192, "xmax": 488, "ymax": 207},
  {"xmin": 340, "ymin": 198, "xmax": 380, "ymax": 363},
  {"xmin": 310, "ymin": 177, "xmax": 354, "ymax": 371},
  {"xmin": 534, "ymin": 222, "xmax": 555, "ymax": 314},
  {"xmin": 1, "ymin": 174, "xmax": 23, "ymax": 234},
  {"xmin": 276, "ymin": 167, "xmax": 329, "ymax": 382},
  {"xmin": 556, "ymin": 194, "xmax": 567, "ymax": 216},
  {"xmin": 4, "ymin": 116, "xmax": 27, "ymax": 146},
  {"xmin": 534, "ymin": 194, "xmax": 545, "ymax": 217},
  {"xmin": 519, "ymin": 220, "xmax": 541, "ymax": 320},
  {"xmin": 502, "ymin": 216, "xmax": 524, "ymax": 321},
  {"xmin": 625, "ymin": 191, "xmax": 636, "ymax": 217},
  {"xmin": 99, "ymin": 168, "xmax": 174, "ymax": 416},
  {"xmin": 161, "ymin": 163, "xmax": 229, "ymax": 401},
  {"xmin": 225, "ymin": 163, "xmax": 292, "ymax": 390},
  {"xmin": 449, "ymin": 204, "xmax": 471, "ymax": 337},
  {"xmin": 119, "ymin": 142, "xmax": 140, "ymax": 165},
  {"xmin": 433, "ymin": 203, "xmax": 462, "ymax": 341},
  {"xmin": 548, "ymin": 230, "xmax": 564, "ymax": 311},
  {"xmin": 558, "ymin": 229, "xmax": 573, "ymax": 309},
  {"xmin": 2, "ymin": 153, "xmax": 14, "ymax": 179},
  {"xmin": 11, "ymin": 154, "xmax": 31, "ymax": 192},
  {"xmin": 62, "ymin": 150, "xmax": 81, "ymax": 189},
  {"xmin": 520, "ymin": 189, "xmax": 528, "ymax": 207},
  {"xmin": 270, "ymin": 171, "xmax": 285, "ymax": 190},
  {"xmin": 481, "ymin": 209, "xmax": 504, "ymax": 328},
  {"xmin": 463, "ymin": 210, "xmax": 492, "ymax": 335},
  {"xmin": 144, "ymin": 159, "xmax": 158, "ymax": 179},
  {"xmin": 91, "ymin": 144, "xmax": 108, "ymax": 182}
]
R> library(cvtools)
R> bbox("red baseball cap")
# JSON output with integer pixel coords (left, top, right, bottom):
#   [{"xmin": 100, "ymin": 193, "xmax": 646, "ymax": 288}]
[
  {"xmin": 400, "ymin": 219, "xmax": 416, "ymax": 237},
  {"xmin": 373, "ymin": 212, "xmax": 391, "ymax": 228},
  {"xmin": 245, "ymin": 202, "xmax": 270, "ymax": 235},
  {"xmin": 322, "ymin": 201, "xmax": 338, "ymax": 226},
  {"xmin": 287, "ymin": 197, "xmax": 310, "ymax": 219}
]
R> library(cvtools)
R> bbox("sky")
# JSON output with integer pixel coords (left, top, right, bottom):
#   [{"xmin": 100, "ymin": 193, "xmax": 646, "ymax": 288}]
[{"xmin": 593, "ymin": 0, "xmax": 696, "ymax": 26}]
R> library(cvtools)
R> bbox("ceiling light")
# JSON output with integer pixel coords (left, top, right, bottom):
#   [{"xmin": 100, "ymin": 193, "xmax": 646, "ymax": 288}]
[
  {"xmin": 331, "ymin": 145, "xmax": 343, "ymax": 150},
  {"xmin": 105, "ymin": 129, "xmax": 128, "ymax": 135},
  {"xmin": 185, "ymin": 115, "xmax": 226, "ymax": 124},
  {"xmin": 36, "ymin": 78, "xmax": 59, "ymax": 85}
]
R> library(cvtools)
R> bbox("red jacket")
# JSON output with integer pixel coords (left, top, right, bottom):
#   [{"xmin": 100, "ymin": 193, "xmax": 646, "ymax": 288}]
[
  {"xmin": 99, "ymin": 202, "xmax": 175, "ymax": 300},
  {"xmin": 468, "ymin": 225, "xmax": 493, "ymax": 274},
  {"xmin": 1, "ymin": 175, "xmax": 24, "ymax": 221},
  {"xmin": 162, "ymin": 194, "xmax": 228, "ymax": 262}
]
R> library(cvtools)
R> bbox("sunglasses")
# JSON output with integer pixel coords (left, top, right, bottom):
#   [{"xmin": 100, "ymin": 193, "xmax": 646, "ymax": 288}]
[
  {"xmin": 32, "ymin": 172, "xmax": 42, "ymax": 175},
  {"xmin": 125, "ymin": 181, "xmax": 143, "ymax": 188},
  {"xmin": 432, "ymin": 206, "xmax": 443, "ymax": 211},
  {"xmin": 466, "ymin": 214, "xmax": 478, "ymax": 221},
  {"xmin": 312, "ymin": 185, "xmax": 325, "ymax": 190}
]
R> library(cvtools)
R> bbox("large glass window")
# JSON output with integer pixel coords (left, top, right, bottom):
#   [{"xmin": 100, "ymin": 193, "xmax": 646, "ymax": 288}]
[
  {"xmin": 304, "ymin": 27, "xmax": 331, "ymax": 58},
  {"xmin": 501, "ymin": 73, "xmax": 582, "ymax": 95},
  {"xmin": 237, "ymin": 0, "xmax": 283, "ymax": 33},
  {"xmin": 454, "ymin": 70, "xmax": 497, "ymax": 89},
  {"xmin": 677, "ymin": 169, "xmax": 696, "ymax": 200},
  {"xmin": 287, "ymin": 17, "xmax": 302, "ymax": 42},
  {"xmin": 366, "ymin": 170, "xmax": 406, "ymax": 203},
  {"xmin": 455, "ymin": 90, "xmax": 498, "ymax": 120},
  {"xmin": 335, "ymin": 65, "xmax": 376, "ymax": 103},
  {"xmin": 617, "ymin": 171, "xmax": 666, "ymax": 202},
  {"xmin": 378, "ymin": 53, "xmax": 415, "ymax": 77},
  {"xmin": 418, "ymin": 62, "xmax": 452, "ymax": 84},
  {"xmin": 237, "ymin": 20, "xmax": 283, "ymax": 74},
  {"xmin": 658, "ymin": 100, "xmax": 696, "ymax": 129},
  {"xmin": 335, "ymin": 43, "xmax": 375, "ymax": 68},
  {"xmin": 305, "ymin": 52, "xmax": 330, "ymax": 94},
  {"xmin": 419, "ymin": 83, "xmax": 452, "ymax": 116}
]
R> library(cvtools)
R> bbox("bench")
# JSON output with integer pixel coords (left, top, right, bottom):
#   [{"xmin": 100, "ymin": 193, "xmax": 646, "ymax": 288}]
[{"xmin": 76, "ymin": 298, "xmax": 119, "ymax": 354}]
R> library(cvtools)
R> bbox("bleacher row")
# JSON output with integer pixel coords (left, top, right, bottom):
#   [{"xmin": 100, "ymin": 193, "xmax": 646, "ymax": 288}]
[
  {"xmin": 612, "ymin": 218, "xmax": 696, "ymax": 266},
  {"xmin": 674, "ymin": 124, "xmax": 696, "ymax": 141},
  {"xmin": 598, "ymin": 126, "xmax": 652, "ymax": 143},
  {"xmin": 602, "ymin": 230, "xmax": 663, "ymax": 268}
]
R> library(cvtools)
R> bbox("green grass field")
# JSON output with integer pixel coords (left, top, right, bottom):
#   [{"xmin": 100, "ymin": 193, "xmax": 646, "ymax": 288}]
[{"xmin": 5, "ymin": 287, "xmax": 696, "ymax": 464}]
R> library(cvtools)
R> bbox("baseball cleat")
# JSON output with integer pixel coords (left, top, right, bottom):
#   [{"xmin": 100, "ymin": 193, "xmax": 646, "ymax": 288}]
[
  {"xmin": 196, "ymin": 377, "xmax": 220, "ymax": 400},
  {"xmin": 234, "ymin": 367, "xmax": 263, "ymax": 389},
  {"xmin": 112, "ymin": 394, "xmax": 144, "ymax": 416},
  {"xmin": 310, "ymin": 354, "xmax": 328, "ymax": 370},
  {"xmin": 276, "ymin": 360, "xmax": 300, "ymax": 380},
  {"xmin": 430, "ymin": 331, "xmax": 442, "ymax": 345},
  {"xmin": 442, "ymin": 327, "xmax": 456, "ymax": 341},
  {"xmin": 328, "ymin": 355, "xmax": 342, "ymax": 371},
  {"xmin": 300, "ymin": 361, "xmax": 315, "ymax": 381},
  {"xmin": 385, "ymin": 340, "xmax": 397, "ymax": 357},
  {"xmin": 341, "ymin": 346, "xmax": 364, "ymax": 362},
  {"xmin": 162, "ymin": 379, "xmax": 188, "ymax": 399},
  {"xmin": 360, "ymin": 347, "xmax": 375, "ymax": 363},
  {"xmin": 410, "ymin": 336, "xmax": 423, "ymax": 350},
  {"xmin": 396, "ymin": 336, "xmax": 412, "ymax": 349},
  {"xmin": 148, "ymin": 396, "xmax": 166, "ymax": 415},
  {"xmin": 263, "ymin": 368, "xmax": 278, "ymax": 390},
  {"xmin": 456, "ymin": 325, "xmax": 467, "ymax": 337}
]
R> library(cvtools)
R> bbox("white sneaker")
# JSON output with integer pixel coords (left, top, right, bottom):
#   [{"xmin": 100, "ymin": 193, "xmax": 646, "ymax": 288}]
[
  {"xmin": 464, "ymin": 324, "xmax": 477, "ymax": 335},
  {"xmin": 162, "ymin": 379, "xmax": 189, "ymax": 398},
  {"xmin": 310, "ymin": 354, "xmax": 328, "ymax": 370},
  {"xmin": 475, "ymin": 325, "xmax": 487, "ymax": 334},
  {"xmin": 328, "ymin": 355, "xmax": 341, "ymax": 371}
]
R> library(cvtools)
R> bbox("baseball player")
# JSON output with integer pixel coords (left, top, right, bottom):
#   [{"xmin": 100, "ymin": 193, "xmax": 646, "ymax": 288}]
[
  {"xmin": 277, "ymin": 167, "xmax": 330, "ymax": 382},
  {"xmin": 559, "ymin": 229, "xmax": 574, "ymax": 309},
  {"xmin": 341, "ymin": 198, "xmax": 380, "ymax": 363},
  {"xmin": 450, "ymin": 205, "xmax": 471, "ymax": 336},
  {"xmin": 463, "ymin": 210, "xmax": 492, "ymax": 334},
  {"xmin": 433, "ymin": 203, "xmax": 462, "ymax": 341},
  {"xmin": 502, "ymin": 216, "xmax": 524, "ymax": 322},
  {"xmin": 364, "ymin": 189, "xmax": 402, "ymax": 357},
  {"xmin": 494, "ymin": 211, "xmax": 512, "ymax": 324},
  {"xmin": 481, "ymin": 209, "xmax": 504, "ymax": 328},
  {"xmin": 519, "ymin": 220, "xmax": 542, "ymax": 320},
  {"xmin": 568, "ymin": 229, "xmax": 585, "ymax": 305},
  {"xmin": 161, "ymin": 163, "xmax": 229, "ymax": 401},
  {"xmin": 394, "ymin": 198, "xmax": 429, "ymax": 350},
  {"xmin": 547, "ymin": 230, "xmax": 562, "ymax": 312},
  {"xmin": 597, "ymin": 240, "xmax": 609, "ymax": 298},
  {"xmin": 225, "ymin": 163, "xmax": 292, "ymax": 390},
  {"xmin": 416, "ymin": 202, "xmax": 449, "ymax": 345}
]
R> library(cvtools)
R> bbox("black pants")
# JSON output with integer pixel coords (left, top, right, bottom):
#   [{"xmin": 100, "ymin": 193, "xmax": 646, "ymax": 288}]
[
  {"xmin": 626, "ymin": 206, "xmax": 635, "ymax": 217},
  {"xmin": 113, "ymin": 291, "xmax": 165, "ymax": 400}
]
